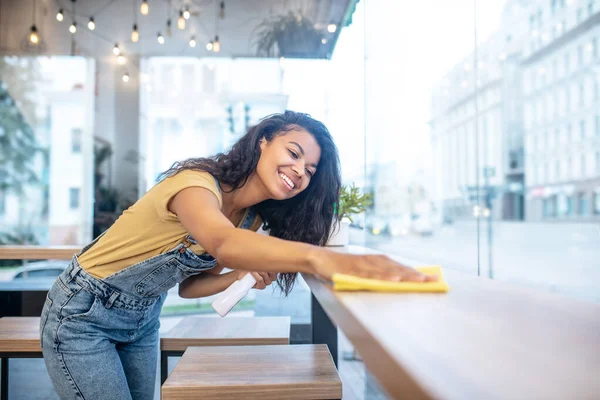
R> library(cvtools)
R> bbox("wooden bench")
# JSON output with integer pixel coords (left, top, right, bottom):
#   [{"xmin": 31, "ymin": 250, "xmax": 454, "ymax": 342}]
[
  {"xmin": 0, "ymin": 317, "xmax": 42, "ymax": 400},
  {"xmin": 161, "ymin": 344, "xmax": 342, "ymax": 399},
  {"xmin": 160, "ymin": 316, "xmax": 291, "ymax": 384}
]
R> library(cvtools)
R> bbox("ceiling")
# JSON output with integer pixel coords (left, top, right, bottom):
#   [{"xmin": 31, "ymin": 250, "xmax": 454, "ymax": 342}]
[{"xmin": 0, "ymin": 0, "xmax": 357, "ymax": 60}]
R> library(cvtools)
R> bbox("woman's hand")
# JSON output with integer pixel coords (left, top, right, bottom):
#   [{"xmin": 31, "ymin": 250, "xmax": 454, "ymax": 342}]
[
  {"xmin": 236, "ymin": 270, "xmax": 278, "ymax": 290},
  {"xmin": 309, "ymin": 249, "xmax": 438, "ymax": 283}
]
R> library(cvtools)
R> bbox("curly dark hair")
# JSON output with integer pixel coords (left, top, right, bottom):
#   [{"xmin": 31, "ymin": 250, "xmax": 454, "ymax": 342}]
[{"xmin": 159, "ymin": 110, "xmax": 342, "ymax": 295}]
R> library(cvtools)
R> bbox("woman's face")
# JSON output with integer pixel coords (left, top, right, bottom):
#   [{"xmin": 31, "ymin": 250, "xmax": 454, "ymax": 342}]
[{"xmin": 257, "ymin": 127, "xmax": 321, "ymax": 201}]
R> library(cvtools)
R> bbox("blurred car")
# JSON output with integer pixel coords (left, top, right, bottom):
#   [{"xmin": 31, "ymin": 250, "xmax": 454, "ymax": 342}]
[
  {"xmin": 411, "ymin": 216, "xmax": 434, "ymax": 236},
  {"xmin": 366, "ymin": 216, "xmax": 388, "ymax": 236},
  {"xmin": 11, "ymin": 260, "xmax": 68, "ymax": 280},
  {"xmin": 388, "ymin": 215, "xmax": 411, "ymax": 237}
]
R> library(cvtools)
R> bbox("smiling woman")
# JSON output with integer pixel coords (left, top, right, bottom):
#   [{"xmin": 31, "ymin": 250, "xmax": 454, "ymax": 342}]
[
  {"xmin": 159, "ymin": 111, "xmax": 341, "ymax": 296},
  {"xmin": 39, "ymin": 110, "xmax": 435, "ymax": 400}
]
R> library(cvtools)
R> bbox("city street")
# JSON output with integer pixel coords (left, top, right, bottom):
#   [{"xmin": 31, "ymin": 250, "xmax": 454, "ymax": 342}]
[{"xmin": 350, "ymin": 221, "xmax": 600, "ymax": 303}]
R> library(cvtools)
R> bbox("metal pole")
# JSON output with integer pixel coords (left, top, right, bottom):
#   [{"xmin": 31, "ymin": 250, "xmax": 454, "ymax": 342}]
[
  {"xmin": 487, "ymin": 189, "xmax": 494, "ymax": 279},
  {"xmin": 473, "ymin": 0, "xmax": 481, "ymax": 277},
  {"xmin": 1, "ymin": 357, "xmax": 8, "ymax": 400},
  {"xmin": 311, "ymin": 293, "xmax": 338, "ymax": 368}
]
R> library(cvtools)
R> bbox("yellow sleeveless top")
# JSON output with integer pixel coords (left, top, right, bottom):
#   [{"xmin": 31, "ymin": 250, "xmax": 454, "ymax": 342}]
[{"xmin": 79, "ymin": 170, "xmax": 261, "ymax": 279}]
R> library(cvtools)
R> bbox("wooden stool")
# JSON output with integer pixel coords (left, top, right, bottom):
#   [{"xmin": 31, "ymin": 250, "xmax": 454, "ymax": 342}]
[
  {"xmin": 160, "ymin": 316, "xmax": 290, "ymax": 384},
  {"xmin": 161, "ymin": 344, "xmax": 342, "ymax": 400},
  {"xmin": 0, "ymin": 317, "xmax": 42, "ymax": 400}
]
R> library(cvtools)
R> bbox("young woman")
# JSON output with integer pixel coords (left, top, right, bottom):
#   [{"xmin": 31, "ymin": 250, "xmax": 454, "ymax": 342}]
[{"xmin": 40, "ymin": 111, "xmax": 435, "ymax": 399}]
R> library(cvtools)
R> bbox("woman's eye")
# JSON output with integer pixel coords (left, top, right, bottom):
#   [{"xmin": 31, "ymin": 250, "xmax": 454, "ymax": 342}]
[
  {"xmin": 306, "ymin": 169, "xmax": 314, "ymax": 178},
  {"xmin": 288, "ymin": 150, "xmax": 299, "ymax": 159}
]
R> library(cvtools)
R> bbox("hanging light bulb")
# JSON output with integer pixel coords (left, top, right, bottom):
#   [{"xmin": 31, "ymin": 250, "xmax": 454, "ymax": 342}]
[
  {"xmin": 118, "ymin": 55, "xmax": 126, "ymax": 65},
  {"xmin": 213, "ymin": 35, "xmax": 220, "ymax": 53},
  {"xmin": 29, "ymin": 25, "xmax": 39, "ymax": 44},
  {"xmin": 157, "ymin": 32, "xmax": 164, "ymax": 44},
  {"xmin": 220, "ymin": 1, "xmax": 225, "ymax": 19},
  {"xmin": 183, "ymin": 6, "xmax": 190, "ymax": 20},
  {"xmin": 113, "ymin": 43, "xmax": 120, "ymax": 56},
  {"xmin": 88, "ymin": 17, "xmax": 95, "ymax": 30},
  {"xmin": 177, "ymin": 11, "xmax": 186, "ymax": 29},
  {"xmin": 327, "ymin": 24, "xmax": 337, "ymax": 33},
  {"xmin": 68, "ymin": 0, "xmax": 77, "ymax": 33},
  {"xmin": 131, "ymin": 24, "xmax": 139, "ymax": 42},
  {"xmin": 206, "ymin": 41, "xmax": 213, "ymax": 51},
  {"xmin": 321, "ymin": 38, "xmax": 327, "ymax": 44},
  {"xmin": 56, "ymin": 9, "xmax": 64, "ymax": 21},
  {"xmin": 189, "ymin": 36, "xmax": 196, "ymax": 47},
  {"xmin": 140, "ymin": 0, "xmax": 149, "ymax": 15},
  {"xmin": 166, "ymin": 19, "xmax": 172, "ymax": 37},
  {"xmin": 122, "ymin": 73, "xmax": 130, "ymax": 83}
]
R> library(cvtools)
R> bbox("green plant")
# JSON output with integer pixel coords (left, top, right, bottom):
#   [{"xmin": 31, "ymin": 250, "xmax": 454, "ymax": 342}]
[
  {"xmin": 94, "ymin": 144, "xmax": 113, "ymax": 173},
  {"xmin": 336, "ymin": 184, "xmax": 373, "ymax": 222},
  {"xmin": 0, "ymin": 76, "xmax": 44, "ymax": 196},
  {"xmin": 253, "ymin": 11, "xmax": 322, "ymax": 58},
  {"xmin": 97, "ymin": 187, "xmax": 120, "ymax": 212}
]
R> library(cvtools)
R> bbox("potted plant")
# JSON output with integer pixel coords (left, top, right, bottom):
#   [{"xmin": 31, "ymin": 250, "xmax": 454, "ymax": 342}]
[
  {"xmin": 328, "ymin": 184, "xmax": 373, "ymax": 246},
  {"xmin": 253, "ymin": 11, "xmax": 322, "ymax": 58}
]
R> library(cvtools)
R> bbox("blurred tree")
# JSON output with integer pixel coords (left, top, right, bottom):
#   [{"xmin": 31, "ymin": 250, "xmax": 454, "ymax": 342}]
[
  {"xmin": 0, "ymin": 58, "xmax": 46, "ymax": 254},
  {"xmin": 0, "ymin": 58, "xmax": 44, "ymax": 196}
]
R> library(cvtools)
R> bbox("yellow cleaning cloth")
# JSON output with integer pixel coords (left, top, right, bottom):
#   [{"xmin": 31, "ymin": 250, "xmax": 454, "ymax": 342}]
[{"xmin": 332, "ymin": 266, "xmax": 449, "ymax": 293}]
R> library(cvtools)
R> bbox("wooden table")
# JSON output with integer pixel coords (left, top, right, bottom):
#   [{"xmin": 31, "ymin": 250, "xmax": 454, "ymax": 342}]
[
  {"xmin": 161, "ymin": 344, "xmax": 342, "ymax": 400},
  {"xmin": 160, "ymin": 316, "xmax": 290, "ymax": 384},
  {"xmin": 306, "ymin": 245, "xmax": 600, "ymax": 400},
  {"xmin": 0, "ymin": 317, "xmax": 43, "ymax": 400},
  {"xmin": 0, "ymin": 246, "xmax": 80, "ymax": 260}
]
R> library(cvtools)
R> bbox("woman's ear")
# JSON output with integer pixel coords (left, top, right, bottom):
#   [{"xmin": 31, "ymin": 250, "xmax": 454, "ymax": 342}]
[{"xmin": 259, "ymin": 138, "xmax": 267, "ymax": 151}]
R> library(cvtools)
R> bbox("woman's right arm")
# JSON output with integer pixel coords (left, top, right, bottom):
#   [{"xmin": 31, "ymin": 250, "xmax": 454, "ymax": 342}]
[{"xmin": 169, "ymin": 187, "xmax": 435, "ymax": 283}]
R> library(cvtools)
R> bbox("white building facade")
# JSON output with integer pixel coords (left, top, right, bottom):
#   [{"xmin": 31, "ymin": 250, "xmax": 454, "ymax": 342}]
[
  {"xmin": 522, "ymin": 0, "xmax": 600, "ymax": 221},
  {"xmin": 431, "ymin": 0, "xmax": 600, "ymax": 223}
]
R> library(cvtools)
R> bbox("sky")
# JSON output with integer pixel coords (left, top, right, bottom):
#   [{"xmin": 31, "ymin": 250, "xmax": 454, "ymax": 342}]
[{"xmin": 329, "ymin": 0, "xmax": 511, "ymax": 185}]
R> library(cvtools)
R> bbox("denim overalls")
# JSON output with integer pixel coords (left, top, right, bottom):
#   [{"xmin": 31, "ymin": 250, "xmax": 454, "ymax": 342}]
[{"xmin": 40, "ymin": 208, "xmax": 257, "ymax": 400}]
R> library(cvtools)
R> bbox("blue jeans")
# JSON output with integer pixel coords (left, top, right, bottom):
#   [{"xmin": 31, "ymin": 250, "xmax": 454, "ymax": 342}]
[{"xmin": 40, "ymin": 261, "xmax": 165, "ymax": 399}]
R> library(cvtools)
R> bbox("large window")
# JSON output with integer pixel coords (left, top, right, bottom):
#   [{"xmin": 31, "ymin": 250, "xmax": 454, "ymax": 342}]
[
  {"xmin": 358, "ymin": 0, "xmax": 600, "ymax": 304},
  {"xmin": 578, "ymin": 193, "xmax": 588, "ymax": 216},
  {"xmin": 69, "ymin": 187, "xmax": 80, "ymax": 210},
  {"xmin": 71, "ymin": 128, "xmax": 82, "ymax": 153},
  {"xmin": 0, "ymin": 56, "xmax": 94, "ymax": 252}
]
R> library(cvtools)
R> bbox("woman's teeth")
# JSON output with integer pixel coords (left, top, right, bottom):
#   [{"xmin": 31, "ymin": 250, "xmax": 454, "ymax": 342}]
[{"xmin": 279, "ymin": 173, "xmax": 295, "ymax": 189}]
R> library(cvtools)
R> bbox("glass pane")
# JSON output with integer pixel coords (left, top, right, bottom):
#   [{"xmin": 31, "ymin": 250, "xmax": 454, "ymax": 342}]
[
  {"xmin": 359, "ymin": 0, "xmax": 482, "ymax": 278},
  {"xmin": 478, "ymin": 0, "xmax": 600, "ymax": 302},
  {"xmin": 0, "ymin": 56, "xmax": 94, "ymax": 282}
]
